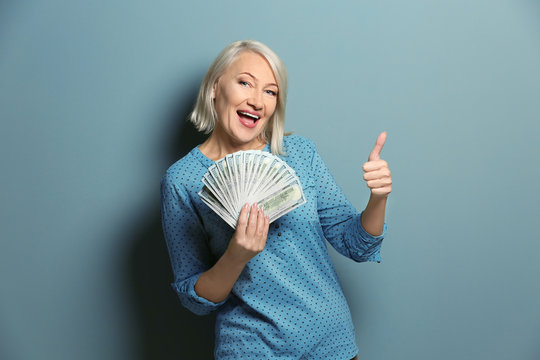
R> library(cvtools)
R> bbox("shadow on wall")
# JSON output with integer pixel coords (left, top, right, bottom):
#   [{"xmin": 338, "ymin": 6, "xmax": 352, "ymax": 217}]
[{"xmin": 126, "ymin": 85, "xmax": 214, "ymax": 360}]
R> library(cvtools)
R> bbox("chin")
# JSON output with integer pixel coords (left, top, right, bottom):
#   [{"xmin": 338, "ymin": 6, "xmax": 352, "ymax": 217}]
[{"xmin": 233, "ymin": 125, "xmax": 266, "ymax": 144}]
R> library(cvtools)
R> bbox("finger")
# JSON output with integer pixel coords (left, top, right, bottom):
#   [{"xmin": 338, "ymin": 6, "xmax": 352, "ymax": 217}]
[
  {"xmin": 261, "ymin": 216, "xmax": 270, "ymax": 243},
  {"xmin": 363, "ymin": 168, "xmax": 391, "ymax": 181},
  {"xmin": 245, "ymin": 203, "xmax": 259, "ymax": 237},
  {"xmin": 256, "ymin": 206, "xmax": 265, "ymax": 237},
  {"xmin": 254, "ymin": 208, "xmax": 269, "ymax": 252},
  {"xmin": 366, "ymin": 178, "xmax": 393, "ymax": 189},
  {"xmin": 368, "ymin": 131, "xmax": 387, "ymax": 161},
  {"xmin": 236, "ymin": 203, "xmax": 250, "ymax": 230},
  {"xmin": 371, "ymin": 185, "xmax": 392, "ymax": 196},
  {"xmin": 257, "ymin": 215, "xmax": 270, "ymax": 251},
  {"xmin": 362, "ymin": 159, "xmax": 388, "ymax": 172}
]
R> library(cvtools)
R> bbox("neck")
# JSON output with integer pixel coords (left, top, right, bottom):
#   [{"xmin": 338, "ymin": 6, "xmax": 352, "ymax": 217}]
[{"xmin": 199, "ymin": 131, "xmax": 266, "ymax": 161}]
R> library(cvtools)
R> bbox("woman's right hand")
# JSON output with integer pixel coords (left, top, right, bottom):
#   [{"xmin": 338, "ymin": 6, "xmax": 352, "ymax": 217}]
[
  {"xmin": 225, "ymin": 203, "xmax": 270, "ymax": 265},
  {"xmin": 195, "ymin": 203, "xmax": 269, "ymax": 303}
]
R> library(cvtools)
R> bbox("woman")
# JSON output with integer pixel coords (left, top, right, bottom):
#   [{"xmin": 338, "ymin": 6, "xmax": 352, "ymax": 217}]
[{"xmin": 161, "ymin": 40, "xmax": 392, "ymax": 359}]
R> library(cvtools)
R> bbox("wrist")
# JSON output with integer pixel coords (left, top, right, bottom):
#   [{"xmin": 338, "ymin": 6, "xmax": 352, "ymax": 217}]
[
  {"xmin": 369, "ymin": 193, "xmax": 388, "ymax": 203},
  {"xmin": 221, "ymin": 247, "xmax": 250, "ymax": 270}
]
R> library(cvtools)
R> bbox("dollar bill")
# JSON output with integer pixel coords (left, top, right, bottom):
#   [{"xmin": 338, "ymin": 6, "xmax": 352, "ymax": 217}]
[
  {"xmin": 258, "ymin": 181, "xmax": 306, "ymax": 223},
  {"xmin": 199, "ymin": 150, "xmax": 306, "ymax": 229}
]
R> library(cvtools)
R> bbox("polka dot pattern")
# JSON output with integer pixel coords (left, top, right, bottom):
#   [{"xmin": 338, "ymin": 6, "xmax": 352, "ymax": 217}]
[{"xmin": 160, "ymin": 135, "xmax": 387, "ymax": 359}]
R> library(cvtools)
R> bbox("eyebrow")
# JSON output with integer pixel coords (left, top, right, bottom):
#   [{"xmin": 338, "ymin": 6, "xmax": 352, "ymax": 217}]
[{"xmin": 239, "ymin": 72, "xmax": 278, "ymax": 88}]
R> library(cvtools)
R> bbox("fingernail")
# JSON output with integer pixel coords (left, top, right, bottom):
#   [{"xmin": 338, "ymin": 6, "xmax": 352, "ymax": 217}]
[{"xmin": 244, "ymin": 203, "xmax": 249, "ymax": 209}]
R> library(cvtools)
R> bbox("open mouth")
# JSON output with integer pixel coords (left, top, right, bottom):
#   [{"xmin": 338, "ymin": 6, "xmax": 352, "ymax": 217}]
[{"xmin": 237, "ymin": 111, "xmax": 260, "ymax": 128}]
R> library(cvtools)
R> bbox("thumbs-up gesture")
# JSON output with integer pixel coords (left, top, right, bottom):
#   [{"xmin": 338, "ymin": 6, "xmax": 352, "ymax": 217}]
[{"xmin": 363, "ymin": 132, "xmax": 392, "ymax": 198}]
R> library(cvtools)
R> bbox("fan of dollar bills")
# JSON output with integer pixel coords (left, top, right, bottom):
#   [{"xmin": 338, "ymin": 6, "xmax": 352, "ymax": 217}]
[{"xmin": 198, "ymin": 150, "xmax": 306, "ymax": 229}]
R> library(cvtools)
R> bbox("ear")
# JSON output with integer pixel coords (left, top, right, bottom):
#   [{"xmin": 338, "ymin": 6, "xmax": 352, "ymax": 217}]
[{"xmin": 212, "ymin": 80, "xmax": 218, "ymax": 100}]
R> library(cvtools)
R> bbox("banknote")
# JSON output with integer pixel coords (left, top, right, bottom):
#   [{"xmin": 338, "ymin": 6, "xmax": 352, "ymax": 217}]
[
  {"xmin": 198, "ymin": 150, "xmax": 306, "ymax": 229},
  {"xmin": 258, "ymin": 180, "xmax": 305, "ymax": 223},
  {"xmin": 199, "ymin": 186, "xmax": 236, "ymax": 228}
]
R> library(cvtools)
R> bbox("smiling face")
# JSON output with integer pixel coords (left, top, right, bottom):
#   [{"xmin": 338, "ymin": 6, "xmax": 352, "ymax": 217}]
[{"xmin": 212, "ymin": 51, "xmax": 278, "ymax": 151}]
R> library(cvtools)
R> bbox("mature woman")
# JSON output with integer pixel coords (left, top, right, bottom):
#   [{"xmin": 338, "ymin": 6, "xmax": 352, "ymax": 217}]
[{"xmin": 160, "ymin": 40, "xmax": 392, "ymax": 359}]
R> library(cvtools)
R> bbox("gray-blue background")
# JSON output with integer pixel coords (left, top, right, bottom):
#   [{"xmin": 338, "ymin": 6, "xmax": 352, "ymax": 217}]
[{"xmin": 1, "ymin": 1, "xmax": 539, "ymax": 359}]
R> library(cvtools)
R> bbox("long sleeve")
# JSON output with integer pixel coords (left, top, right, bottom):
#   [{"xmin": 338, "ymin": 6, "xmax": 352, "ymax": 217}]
[
  {"xmin": 160, "ymin": 137, "xmax": 383, "ymax": 358},
  {"xmin": 160, "ymin": 173, "xmax": 227, "ymax": 315},
  {"xmin": 309, "ymin": 142, "xmax": 386, "ymax": 263}
]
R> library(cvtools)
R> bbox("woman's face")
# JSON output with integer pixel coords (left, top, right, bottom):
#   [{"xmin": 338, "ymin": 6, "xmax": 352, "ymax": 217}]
[{"xmin": 212, "ymin": 51, "xmax": 278, "ymax": 149}]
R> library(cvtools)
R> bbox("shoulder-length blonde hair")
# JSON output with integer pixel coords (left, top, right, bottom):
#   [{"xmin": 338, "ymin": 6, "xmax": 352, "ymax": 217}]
[{"xmin": 189, "ymin": 40, "xmax": 288, "ymax": 155}]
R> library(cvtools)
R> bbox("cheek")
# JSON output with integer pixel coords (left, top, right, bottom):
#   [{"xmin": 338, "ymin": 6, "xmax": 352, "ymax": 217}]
[
  {"xmin": 224, "ymin": 85, "xmax": 245, "ymax": 106},
  {"xmin": 215, "ymin": 84, "xmax": 238, "ymax": 110},
  {"xmin": 215, "ymin": 94, "xmax": 237, "ymax": 122},
  {"xmin": 266, "ymin": 99, "xmax": 278, "ymax": 117}
]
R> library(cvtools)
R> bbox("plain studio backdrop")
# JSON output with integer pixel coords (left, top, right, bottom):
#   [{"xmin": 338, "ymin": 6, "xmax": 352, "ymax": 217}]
[{"xmin": 1, "ymin": 1, "xmax": 539, "ymax": 359}]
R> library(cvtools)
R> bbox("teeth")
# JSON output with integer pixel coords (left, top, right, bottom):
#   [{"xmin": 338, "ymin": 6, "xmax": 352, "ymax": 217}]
[{"xmin": 238, "ymin": 111, "xmax": 259, "ymax": 120}]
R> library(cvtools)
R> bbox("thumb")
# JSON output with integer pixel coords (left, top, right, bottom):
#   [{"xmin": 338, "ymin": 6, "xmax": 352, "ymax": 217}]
[{"xmin": 368, "ymin": 131, "xmax": 387, "ymax": 161}]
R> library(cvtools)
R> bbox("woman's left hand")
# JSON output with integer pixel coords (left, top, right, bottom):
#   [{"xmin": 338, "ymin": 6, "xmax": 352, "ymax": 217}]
[{"xmin": 362, "ymin": 132, "xmax": 392, "ymax": 198}]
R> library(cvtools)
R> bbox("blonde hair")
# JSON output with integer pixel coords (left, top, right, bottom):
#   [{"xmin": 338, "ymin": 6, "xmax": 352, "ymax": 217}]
[{"xmin": 189, "ymin": 40, "xmax": 288, "ymax": 155}]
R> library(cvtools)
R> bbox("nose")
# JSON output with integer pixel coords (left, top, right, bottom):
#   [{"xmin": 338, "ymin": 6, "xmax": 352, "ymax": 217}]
[{"xmin": 247, "ymin": 90, "xmax": 263, "ymax": 111}]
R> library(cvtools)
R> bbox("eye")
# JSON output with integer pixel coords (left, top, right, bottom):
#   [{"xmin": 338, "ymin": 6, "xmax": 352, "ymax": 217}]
[
  {"xmin": 239, "ymin": 80, "xmax": 250, "ymax": 87},
  {"xmin": 265, "ymin": 89, "xmax": 277, "ymax": 96}
]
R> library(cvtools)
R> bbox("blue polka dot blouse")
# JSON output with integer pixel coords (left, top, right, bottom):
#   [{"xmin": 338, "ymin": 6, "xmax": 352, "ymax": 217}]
[{"xmin": 160, "ymin": 135, "xmax": 386, "ymax": 359}]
